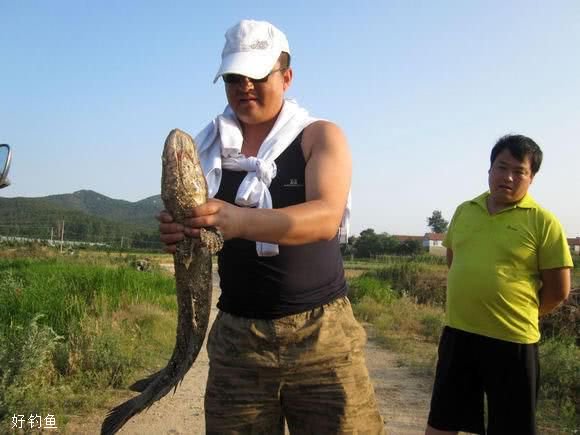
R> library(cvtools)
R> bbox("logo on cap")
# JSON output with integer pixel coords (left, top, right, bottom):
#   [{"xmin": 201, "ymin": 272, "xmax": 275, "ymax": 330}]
[{"xmin": 251, "ymin": 40, "xmax": 270, "ymax": 50}]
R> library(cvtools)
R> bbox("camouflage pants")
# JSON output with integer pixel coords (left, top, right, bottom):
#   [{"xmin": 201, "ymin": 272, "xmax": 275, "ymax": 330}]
[{"xmin": 204, "ymin": 296, "xmax": 385, "ymax": 434}]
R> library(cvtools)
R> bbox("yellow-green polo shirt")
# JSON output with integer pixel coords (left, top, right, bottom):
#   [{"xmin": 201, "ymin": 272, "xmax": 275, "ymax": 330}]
[{"xmin": 444, "ymin": 192, "xmax": 573, "ymax": 344}]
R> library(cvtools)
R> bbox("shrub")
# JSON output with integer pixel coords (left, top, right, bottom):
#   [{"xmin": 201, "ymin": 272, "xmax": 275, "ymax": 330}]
[
  {"xmin": 0, "ymin": 315, "xmax": 62, "ymax": 422},
  {"xmin": 540, "ymin": 288, "xmax": 579, "ymax": 342},
  {"xmin": 412, "ymin": 268, "xmax": 448, "ymax": 305},
  {"xmin": 538, "ymin": 336, "xmax": 580, "ymax": 430},
  {"xmin": 375, "ymin": 297, "xmax": 422, "ymax": 335},
  {"xmin": 420, "ymin": 313, "xmax": 445, "ymax": 343},
  {"xmin": 371, "ymin": 262, "xmax": 447, "ymax": 305},
  {"xmin": 348, "ymin": 275, "xmax": 396, "ymax": 305},
  {"xmin": 352, "ymin": 296, "xmax": 387, "ymax": 323}
]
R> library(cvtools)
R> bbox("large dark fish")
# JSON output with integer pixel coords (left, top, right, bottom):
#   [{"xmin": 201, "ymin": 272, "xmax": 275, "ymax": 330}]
[{"xmin": 101, "ymin": 129, "xmax": 223, "ymax": 434}]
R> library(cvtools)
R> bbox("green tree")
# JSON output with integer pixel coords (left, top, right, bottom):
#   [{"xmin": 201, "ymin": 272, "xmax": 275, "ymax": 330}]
[
  {"xmin": 396, "ymin": 239, "xmax": 423, "ymax": 255},
  {"xmin": 427, "ymin": 210, "xmax": 448, "ymax": 233},
  {"xmin": 352, "ymin": 230, "xmax": 401, "ymax": 257},
  {"xmin": 354, "ymin": 229, "xmax": 382, "ymax": 258},
  {"xmin": 377, "ymin": 233, "xmax": 399, "ymax": 254}
]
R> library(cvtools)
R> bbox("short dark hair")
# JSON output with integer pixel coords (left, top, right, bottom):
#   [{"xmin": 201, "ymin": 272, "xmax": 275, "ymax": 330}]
[
  {"xmin": 279, "ymin": 52, "xmax": 291, "ymax": 69},
  {"xmin": 490, "ymin": 134, "xmax": 543, "ymax": 175}
]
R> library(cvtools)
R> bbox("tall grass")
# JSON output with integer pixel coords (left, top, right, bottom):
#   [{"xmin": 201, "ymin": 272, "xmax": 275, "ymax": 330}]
[
  {"xmin": 0, "ymin": 258, "xmax": 175, "ymax": 335},
  {"xmin": 344, "ymin": 254, "xmax": 446, "ymax": 269},
  {"xmin": 0, "ymin": 255, "xmax": 178, "ymax": 432},
  {"xmin": 349, "ymin": 275, "xmax": 396, "ymax": 307},
  {"xmin": 372, "ymin": 254, "xmax": 447, "ymax": 266},
  {"xmin": 354, "ymin": 258, "xmax": 448, "ymax": 306},
  {"xmin": 349, "ymin": 269, "xmax": 445, "ymax": 376}
]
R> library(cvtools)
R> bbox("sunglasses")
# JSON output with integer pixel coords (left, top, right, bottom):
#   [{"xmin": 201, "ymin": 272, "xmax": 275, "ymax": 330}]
[{"xmin": 223, "ymin": 68, "xmax": 286, "ymax": 85}]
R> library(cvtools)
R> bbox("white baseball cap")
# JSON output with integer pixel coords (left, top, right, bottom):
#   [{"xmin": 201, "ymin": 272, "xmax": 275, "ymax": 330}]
[{"xmin": 213, "ymin": 19, "xmax": 290, "ymax": 84}]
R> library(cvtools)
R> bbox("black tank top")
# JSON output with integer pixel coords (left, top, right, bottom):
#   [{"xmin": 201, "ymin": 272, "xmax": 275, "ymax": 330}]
[{"xmin": 214, "ymin": 132, "xmax": 347, "ymax": 319}]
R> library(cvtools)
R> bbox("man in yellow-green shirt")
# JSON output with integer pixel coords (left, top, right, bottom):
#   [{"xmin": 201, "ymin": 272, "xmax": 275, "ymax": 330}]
[{"xmin": 426, "ymin": 134, "xmax": 573, "ymax": 435}]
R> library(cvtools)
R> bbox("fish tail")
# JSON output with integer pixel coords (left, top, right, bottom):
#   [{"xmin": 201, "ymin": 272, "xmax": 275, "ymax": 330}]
[
  {"xmin": 128, "ymin": 368, "xmax": 165, "ymax": 392},
  {"xmin": 101, "ymin": 351, "xmax": 197, "ymax": 433},
  {"xmin": 101, "ymin": 395, "xmax": 142, "ymax": 435}
]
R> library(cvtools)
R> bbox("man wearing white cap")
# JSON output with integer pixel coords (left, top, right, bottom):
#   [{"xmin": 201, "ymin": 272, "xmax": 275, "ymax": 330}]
[{"xmin": 159, "ymin": 19, "xmax": 384, "ymax": 434}]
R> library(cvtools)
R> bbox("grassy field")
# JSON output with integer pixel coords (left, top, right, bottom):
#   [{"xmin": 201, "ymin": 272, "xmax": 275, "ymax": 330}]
[
  {"xmin": 0, "ymin": 246, "xmax": 177, "ymax": 432},
  {"xmin": 0, "ymin": 247, "xmax": 577, "ymax": 433}
]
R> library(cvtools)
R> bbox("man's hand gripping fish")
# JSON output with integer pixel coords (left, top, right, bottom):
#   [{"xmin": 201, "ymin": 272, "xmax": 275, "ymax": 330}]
[{"xmin": 101, "ymin": 129, "xmax": 223, "ymax": 434}]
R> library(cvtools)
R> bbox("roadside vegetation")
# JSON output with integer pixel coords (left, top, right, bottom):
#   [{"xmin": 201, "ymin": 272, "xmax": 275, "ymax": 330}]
[
  {"xmin": 346, "ymin": 257, "xmax": 445, "ymax": 377},
  {"xmin": 345, "ymin": 254, "xmax": 580, "ymax": 433},
  {"xmin": 0, "ymin": 245, "xmax": 176, "ymax": 432},
  {"xmin": 0, "ymin": 244, "xmax": 577, "ymax": 433}
]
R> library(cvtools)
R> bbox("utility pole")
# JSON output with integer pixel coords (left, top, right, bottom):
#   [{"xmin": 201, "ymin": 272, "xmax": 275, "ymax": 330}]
[
  {"xmin": 60, "ymin": 220, "xmax": 64, "ymax": 253},
  {"xmin": 50, "ymin": 227, "xmax": 54, "ymax": 243}
]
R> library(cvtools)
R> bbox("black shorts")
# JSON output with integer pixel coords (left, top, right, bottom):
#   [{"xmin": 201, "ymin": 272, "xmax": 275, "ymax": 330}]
[{"xmin": 427, "ymin": 326, "xmax": 539, "ymax": 435}]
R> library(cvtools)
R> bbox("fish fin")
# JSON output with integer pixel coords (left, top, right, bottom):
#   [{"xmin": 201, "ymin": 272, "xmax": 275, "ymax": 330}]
[
  {"xmin": 101, "ymin": 397, "xmax": 139, "ymax": 435},
  {"xmin": 171, "ymin": 375, "xmax": 187, "ymax": 395},
  {"xmin": 200, "ymin": 227, "xmax": 224, "ymax": 255},
  {"xmin": 176, "ymin": 241, "xmax": 194, "ymax": 269},
  {"xmin": 128, "ymin": 369, "xmax": 164, "ymax": 392}
]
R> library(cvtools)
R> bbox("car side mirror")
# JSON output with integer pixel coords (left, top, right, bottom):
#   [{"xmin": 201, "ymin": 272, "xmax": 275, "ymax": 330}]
[{"xmin": 0, "ymin": 144, "xmax": 12, "ymax": 189}]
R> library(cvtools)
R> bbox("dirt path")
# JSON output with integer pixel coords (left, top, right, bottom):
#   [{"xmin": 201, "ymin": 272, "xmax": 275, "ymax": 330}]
[
  {"xmin": 66, "ymin": 271, "xmax": 431, "ymax": 434},
  {"xmin": 366, "ymin": 340, "xmax": 432, "ymax": 434}
]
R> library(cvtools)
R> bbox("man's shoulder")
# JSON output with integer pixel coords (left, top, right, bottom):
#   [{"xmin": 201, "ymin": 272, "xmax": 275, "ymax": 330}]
[
  {"xmin": 456, "ymin": 194, "xmax": 486, "ymax": 215},
  {"xmin": 520, "ymin": 195, "xmax": 560, "ymax": 222},
  {"xmin": 301, "ymin": 120, "xmax": 348, "ymax": 157},
  {"xmin": 529, "ymin": 202, "xmax": 566, "ymax": 231},
  {"xmin": 303, "ymin": 120, "xmax": 342, "ymax": 136},
  {"xmin": 446, "ymin": 195, "xmax": 487, "ymax": 236}
]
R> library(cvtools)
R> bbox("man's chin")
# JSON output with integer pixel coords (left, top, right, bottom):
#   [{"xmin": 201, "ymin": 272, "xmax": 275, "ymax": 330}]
[
  {"xmin": 491, "ymin": 191, "xmax": 525, "ymax": 207},
  {"xmin": 235, "ymin": 112, "xmax": 260, "ymax": 124}
]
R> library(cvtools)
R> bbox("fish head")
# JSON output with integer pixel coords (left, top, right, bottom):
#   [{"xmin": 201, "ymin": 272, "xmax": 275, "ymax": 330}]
[{"xmin": 161, "ymin": 129, "xmax": 209, "ymax": 222}]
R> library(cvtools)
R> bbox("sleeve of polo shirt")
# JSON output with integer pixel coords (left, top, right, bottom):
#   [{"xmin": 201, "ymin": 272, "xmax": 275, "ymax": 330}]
[
  {"xmin": 443, "ymin": 204, "xmax": 463, "ymax": 249},
  {"xmin": 537, "ymin": 211, "xmax": 574, "ymax": 270}
]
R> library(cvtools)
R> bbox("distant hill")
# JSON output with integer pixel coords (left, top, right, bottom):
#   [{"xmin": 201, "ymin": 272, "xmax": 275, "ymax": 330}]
[
  {"xmin": 39, "ymin": 190, "xmax": 163, "ymax": 228},
  {"xmin": 0, "ymin": 190, "xmax": 163, "ymax": 248}
]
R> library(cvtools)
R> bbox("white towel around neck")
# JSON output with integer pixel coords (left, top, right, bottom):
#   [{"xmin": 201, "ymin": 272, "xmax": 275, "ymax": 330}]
[{"xmin": 195, "ymin": 98, "xmax": 351, "ymax": 256}]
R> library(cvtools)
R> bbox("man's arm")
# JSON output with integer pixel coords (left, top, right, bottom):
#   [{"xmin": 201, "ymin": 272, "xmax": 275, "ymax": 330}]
[
  {"xmin": 186, "ymin": 120, "xmax": 352, "ymax": 245},
  {"xmin": 539, "ymin": 267, "xmax": 571, "ymax": 316},
  {"xmin": 446, "ymin": 248, "xmax": 453, "ymax": 269}
]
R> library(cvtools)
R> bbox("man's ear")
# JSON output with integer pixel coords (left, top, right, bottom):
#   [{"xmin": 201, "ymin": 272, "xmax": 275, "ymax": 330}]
[{"xmin": 283, "ymin": 67, "xmax": 293, "ymax": 91}]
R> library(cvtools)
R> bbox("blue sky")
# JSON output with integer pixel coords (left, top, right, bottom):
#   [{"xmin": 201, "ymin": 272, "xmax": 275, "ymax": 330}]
[{"xmin": 1, "ymin": 1, "xmax": 579, "ymax": 237}]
